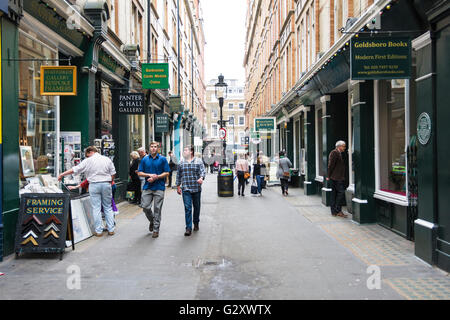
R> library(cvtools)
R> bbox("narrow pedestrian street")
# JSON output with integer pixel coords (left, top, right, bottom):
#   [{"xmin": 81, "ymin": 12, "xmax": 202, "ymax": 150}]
[{"xmin": 0, "ymin": 175, "xmax": 449, "ymax": 300}]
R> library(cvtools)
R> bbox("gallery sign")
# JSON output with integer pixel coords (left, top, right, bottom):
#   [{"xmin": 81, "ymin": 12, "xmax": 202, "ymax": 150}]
[
  {"xmin": 155, "ymin": 114, "xmax": 169, "ymax": 133},
  {"xmin": 40, "ymin": 66, "xmax": 77, "ymax": 96},
  {"xmin": 351, "ymin": 37, "xmax": 411, "ymax": 80},
  {"xmin": 142, "ymin": 63, "xmax": 169, "ymax": 89},
  {"xmin": 113, "ymin": 92, "xmax": 145, "ymax": 114}
]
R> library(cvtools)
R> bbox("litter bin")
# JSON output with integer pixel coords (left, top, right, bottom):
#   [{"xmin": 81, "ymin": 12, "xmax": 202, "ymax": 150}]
[
  {"xmin": 218, "ymin": 167, "xmax": 234, "ymax": 197},
  {"xmin": 289, "ymin": 169, "xmax": 300, "ymax": 188}
]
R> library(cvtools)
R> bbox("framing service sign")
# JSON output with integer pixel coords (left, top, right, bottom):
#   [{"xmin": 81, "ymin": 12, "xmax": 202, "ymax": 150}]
[{"xmin": 351, "ymin": 37, "xmax": 411, "ymax": 80}]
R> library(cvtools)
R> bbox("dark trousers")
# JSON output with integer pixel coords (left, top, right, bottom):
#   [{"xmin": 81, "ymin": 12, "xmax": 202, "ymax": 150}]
[
  {"xmin": 330, "ymin": 179, "xmax": 346, "ymax": 214},
  {"xmin": 280, "ymin": 178, "xmax": 289, "ymax": 194},
  {"xmin": 168, "ymin": 170, "xmax": 173, "ymax": 187},
  {"xmin": 182, "ymin": 191, "xmax": 201, "ymax": 231},
  {"xmin": 237, "ymin": 171, "xmax": 246, "ymax": 195}
]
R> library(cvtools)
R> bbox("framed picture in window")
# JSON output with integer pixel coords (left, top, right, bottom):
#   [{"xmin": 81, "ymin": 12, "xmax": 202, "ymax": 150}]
[
  {"xmin": 26, "ymin": 102, "xmax": 36, "ymax": 137},
  {"xmin": 20, "ymin": 145, "xmax": 35, "ymax": 178}
]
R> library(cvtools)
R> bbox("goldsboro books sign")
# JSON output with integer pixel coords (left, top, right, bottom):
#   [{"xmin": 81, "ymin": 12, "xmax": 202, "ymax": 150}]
[
  {"xmin": 142, "ymin": 63, "xmax": 169, "ymax": 89},
  {"xmin": 351, "ymin": 37, "xmax": 411, "ymax": 80}
]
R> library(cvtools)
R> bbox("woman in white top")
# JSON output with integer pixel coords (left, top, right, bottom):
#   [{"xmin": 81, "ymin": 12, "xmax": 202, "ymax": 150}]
[{"xmin": 235, "ymin": 154, "xmax": 249, "ymax": 196}]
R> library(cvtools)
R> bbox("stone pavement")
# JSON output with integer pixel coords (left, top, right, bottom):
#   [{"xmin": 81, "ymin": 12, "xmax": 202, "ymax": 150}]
[
  {"xmin": 0, "ymin": 174, "xmax": 449, "ymax": 300},
  {"xmin": 282, "ymin": 186, "xmax": 450, "ymax": 300}
]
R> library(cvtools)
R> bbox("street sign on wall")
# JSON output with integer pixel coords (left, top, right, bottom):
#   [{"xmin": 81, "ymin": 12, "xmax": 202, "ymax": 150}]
[
  {"xmin": 254, "ymin": 117, "xmax": 276, "ymax": 132},
  {"xmin": 351, "ymin": 37, "xmax": 411, "ymax": 80},
  {"xmin": 40, "ymin": 66, "xmax": 77, "ymax": 96},
  {"xmin": 142, "ymin": 63, "xmax": 169, "ymax": 89}
]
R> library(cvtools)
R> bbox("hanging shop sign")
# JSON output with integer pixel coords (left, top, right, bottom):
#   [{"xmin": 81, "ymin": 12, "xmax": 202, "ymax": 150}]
[
  {"xmin": 40, "ymin": 66, "xmax": 77, "ymax": 96},
  {"xmin": 351, "ymin": 37, "xmax": 411, "ymax": 80},
  {"xmin": 142, "ymin": 63, "xmax": 169, "ymax": 89},
  {"xmin": 113, "ymin": 92, "xmax": 145, "ymax": 114},
  {"xmin": 417, "ymin": 112, "xmax": 432, "ymax": 145},
  {"xmin": 155, "ymin": 114, "xmax": 169, "ymax": 133},
  {"xmin": 169, "ymin": 95, "xmax": 184, "ymax": 113},
  {"xmin": 14, "ymin": 193, "xmax": 74, "ymax": 260},
  {"xmin": 254, "ymin": 117, "xmax": 276, "ymax": 132}
]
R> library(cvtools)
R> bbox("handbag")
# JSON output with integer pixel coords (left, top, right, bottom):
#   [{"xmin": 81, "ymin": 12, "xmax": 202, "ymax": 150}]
[
  {"xmin": 244, "ymin": 172, "xmax": 250, "ymax": 180},
  {"xmin": 251, "ymin": 181, "xmax": 258, "ymax": 194},
  {"xmin": 283, "ymin": 171, "xmax": 290, "ymax": 178}
]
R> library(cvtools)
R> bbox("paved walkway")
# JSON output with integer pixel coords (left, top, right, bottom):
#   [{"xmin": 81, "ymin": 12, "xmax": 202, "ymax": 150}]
[{"xmin": 0, "ymin": 174, "xmax": 449, "ymax": 300}]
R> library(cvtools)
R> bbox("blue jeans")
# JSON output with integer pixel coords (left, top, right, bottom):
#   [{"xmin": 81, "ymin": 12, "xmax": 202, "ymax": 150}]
[
  {"xmin": 255, "ymin": 175, "xmax": 264, "ymax": 194},
  {"xmin": 89, "ymin": 182, "xmax": 115, "ymax": 233},
  {"xmin": 182, "ymin": 191, "xmax": 201, "ymax": 231}
]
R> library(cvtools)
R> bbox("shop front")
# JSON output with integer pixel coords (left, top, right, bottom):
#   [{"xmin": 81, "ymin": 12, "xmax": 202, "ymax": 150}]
[{"xmin": 1, "ymin": 0, "xmax": 94, "ymax": 257}]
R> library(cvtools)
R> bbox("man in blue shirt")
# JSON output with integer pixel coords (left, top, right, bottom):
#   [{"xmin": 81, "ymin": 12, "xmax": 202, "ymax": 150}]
[{"xmin": 138, "ymin": 141, "xmax": 170, "ymax": 238}]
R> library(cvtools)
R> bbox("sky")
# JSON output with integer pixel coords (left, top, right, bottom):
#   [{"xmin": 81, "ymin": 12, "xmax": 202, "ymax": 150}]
[{"xmin": 202, "ymin": 0, "xmax": 247, "ymax": 84}]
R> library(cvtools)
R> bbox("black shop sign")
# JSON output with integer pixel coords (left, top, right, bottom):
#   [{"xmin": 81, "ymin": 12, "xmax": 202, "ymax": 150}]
[
  {"xmin": 14, "ymin": 193, "xmax": 74, "ymax": 260},
  {"xmin": 113, "ymin": 92, "xmax": 145, "ymax": 114}
]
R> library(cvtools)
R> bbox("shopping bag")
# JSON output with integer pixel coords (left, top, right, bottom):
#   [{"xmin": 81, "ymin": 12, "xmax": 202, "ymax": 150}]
[{"xmin": 251, "ymin": 181, "xmax": 258, "ymax": 194}]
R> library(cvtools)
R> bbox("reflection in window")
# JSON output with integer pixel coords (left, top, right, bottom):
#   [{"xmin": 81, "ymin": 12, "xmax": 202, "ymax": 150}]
[
  {"xmin": 18, "ymin": 31, "xmax": 57, "ymax": 178},
  {"xmin": 379, "ymin": 79, "xmax": 406, "ymax": 195},
  {"xmin": 101, "ymin": 82, "xmax": 113, "ymax": 138},
  {"xmin": 317, "ymin": 108, "xmax": 325, "ymax": 177}
]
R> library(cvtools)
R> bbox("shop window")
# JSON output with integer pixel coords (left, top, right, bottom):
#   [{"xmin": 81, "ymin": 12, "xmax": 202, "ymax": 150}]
[
  {"xmin": 315, "ymin": 107, "xmax": 325, "ymax": 179},
  {"xmin": 129, "ymin": 114, "xmax": 143, "ymax": 154},
  {"xmin": 101, "ymin": 82, "xmax": 113, "ymax": 138},
  {"xmin": 18, "ymin": 31, "xmax": 58, "ymax": 179},
  {"xmin": 378, "ymin": 79, "xmax": 407, "ymax": 196}
]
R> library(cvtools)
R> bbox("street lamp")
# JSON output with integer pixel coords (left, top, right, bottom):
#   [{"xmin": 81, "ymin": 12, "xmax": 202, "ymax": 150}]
[{"xmin": 215, "ymin": 74, "xmax": 228, "ymax": 167}]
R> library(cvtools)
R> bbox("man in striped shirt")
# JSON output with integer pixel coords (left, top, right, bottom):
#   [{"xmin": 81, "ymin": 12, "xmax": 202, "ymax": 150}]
[{"xmin": 176, "ymin": 145, "xmax": 206, "ymax": 236}]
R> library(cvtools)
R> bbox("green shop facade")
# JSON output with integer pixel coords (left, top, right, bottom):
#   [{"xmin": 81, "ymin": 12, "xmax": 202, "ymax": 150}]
[
  {"xmin": 0, "ymin": 0, "xmax": 162, "ymax": 259},
  {"xmin": 268, "ymin": 0, "xmax": 450, "ymax": 272}
]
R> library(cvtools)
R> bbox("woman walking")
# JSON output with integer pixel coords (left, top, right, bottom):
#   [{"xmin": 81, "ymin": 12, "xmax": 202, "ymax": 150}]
[
  {"xmin": 129, "ymin": 151, "xmax": 142, "ymax": 204},
  {"xmin": 277, "ymin": 150, "xmax": 293, "ymax": 196},
  {"xmin": 253, "ymin": 155, "xmax": 266, "ymax": 196},
  {"xmin": 235, "ymin": 154, "xmax": 249, "ymax": 196}
]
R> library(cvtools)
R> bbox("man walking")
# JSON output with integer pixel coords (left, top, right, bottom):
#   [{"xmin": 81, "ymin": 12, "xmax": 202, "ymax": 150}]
[
  {"xmin": 327, "ymin": 140, "xmax": 348, "ymax": 218},
  {"xmin": 176, "ymin": 145, "xmax": 206, "ymax": 236},
  {"xmin": 138, "ymin": 142, "xmax": 170, "ymax": 238},
  {"xmin": 58, "ymin": 146, "xmax": 116, "ymax": 236}
]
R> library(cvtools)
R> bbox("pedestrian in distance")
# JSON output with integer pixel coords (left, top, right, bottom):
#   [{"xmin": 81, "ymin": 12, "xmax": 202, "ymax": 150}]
[
  {"xmin": 253, "ymin": 155, "xmax": 266, "ymax": 196},
  {"xmin": 327, "ymin": 141, "xmax": 348, "ymax": 218},
  {"xmin": 128, "ymin": 151, "xmax": 141, "ymax": 204},
  {"xmin": 235, "ymin": 154, "xmax": 250, "ymax": 196},
  {"xmin": 138, "ymin": 141, "xmax": 170, "ymax": 238},
  {"xmin": 137, "ymin": 147, "xmax": 147, "ymax": 192},
  {"xmin": 167, "ymin": 150, "xmax": 178, "ymax": 188},
  {"xmin": 276, "ymin": 150, "xmax": 293, "ymax": 196},
  {"xmin": 58, "ymin": 146, "xmax": 116, "ymax": 236},
  {"xmin": 176, "ymin": 145, "xmax": 206, "ymax": 236}
]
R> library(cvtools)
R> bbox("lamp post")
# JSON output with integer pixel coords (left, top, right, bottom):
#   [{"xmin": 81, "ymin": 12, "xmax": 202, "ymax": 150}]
[{"xmin": 214, "ymin": 74, "xmax": 228, "ymax": 168}]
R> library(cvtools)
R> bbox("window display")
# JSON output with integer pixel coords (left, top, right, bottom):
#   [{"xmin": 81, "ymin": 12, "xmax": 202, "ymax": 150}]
[
  {"xmin": 316, "ymin": 107, "xmax": 326, "ymax": 178},
  {"xmin": 129, "ymin": 114, "xmax": 143, "ymax": 154},
  {"xmin": 378, "ymin": 79, "xmax": 407, "ymax": 195},
  {"xmin": 18, "ymin": 30, "xmax": 58, "ymax": 181}
]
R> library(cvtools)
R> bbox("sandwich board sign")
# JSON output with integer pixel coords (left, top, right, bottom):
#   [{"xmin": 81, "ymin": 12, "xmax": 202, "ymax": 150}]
[{"xmin": 14, "ymin": 193, "xmax": 74, "ymax": 260}]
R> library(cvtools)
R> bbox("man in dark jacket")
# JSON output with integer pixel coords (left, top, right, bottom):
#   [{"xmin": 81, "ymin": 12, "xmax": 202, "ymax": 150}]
[{"xmin": 327, "ymin": 141, "xmax": 347, "ymax": 217}]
